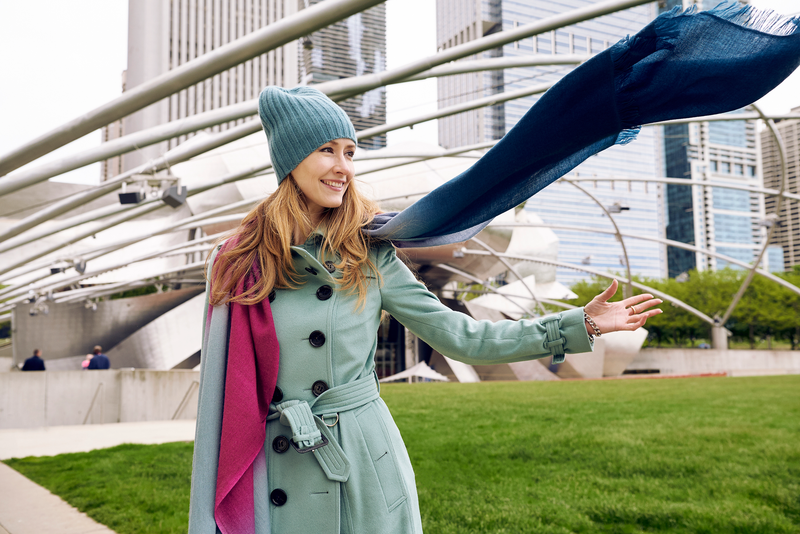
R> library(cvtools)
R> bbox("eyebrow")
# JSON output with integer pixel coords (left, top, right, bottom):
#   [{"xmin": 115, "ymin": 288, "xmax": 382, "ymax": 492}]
[{"xmin": 328, "ymin": 140, "xmax": 357, "ymax": 150}]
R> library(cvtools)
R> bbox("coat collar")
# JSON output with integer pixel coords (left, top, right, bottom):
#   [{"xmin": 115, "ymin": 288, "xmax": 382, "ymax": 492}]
[{"xmin": 291, "ymin": 225, "xmax": 339, "ymax": 282}]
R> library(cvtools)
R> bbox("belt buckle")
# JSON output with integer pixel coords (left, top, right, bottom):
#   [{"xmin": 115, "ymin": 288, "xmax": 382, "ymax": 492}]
[{"xmin": 291, "ymin": 434, "xmax": 328, "ymax": 454}]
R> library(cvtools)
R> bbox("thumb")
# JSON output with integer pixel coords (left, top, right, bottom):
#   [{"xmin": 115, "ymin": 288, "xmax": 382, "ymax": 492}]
[{"xmin": 595, "ymin": 279, "xmax": 618, "ymax": 303}]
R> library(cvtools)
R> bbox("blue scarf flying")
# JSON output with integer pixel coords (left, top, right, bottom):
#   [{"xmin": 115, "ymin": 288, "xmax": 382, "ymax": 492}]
[{"xmin": 366, "ymin": 3, "xmax": 800, "ymax": 247}]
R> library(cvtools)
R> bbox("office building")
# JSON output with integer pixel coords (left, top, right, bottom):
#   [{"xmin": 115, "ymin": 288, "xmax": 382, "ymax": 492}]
[
  {"xmin": 301, "ymin": 0, "xmax": 387, "ymax": 149},
  {"xmin": 102, "ymin": 0, "xmax": 386, "ymax": 179},
  {"xmin": 436, "ymin": 0, "xmax": 505, "ymax": 148},
  {"xmin": 762, "ymin": 106, "xmax": 800, "ymax": 271},
  {"xmin": 436, "ymin": 0, "xmax": 666, "ymax": 284},
  {"xmin": 662, "ymin": 117, "xmax": 777, "ymax": 276},
  {"xmin": 658, "ymin": 0, "xmax": 782, "ymax": 276}
]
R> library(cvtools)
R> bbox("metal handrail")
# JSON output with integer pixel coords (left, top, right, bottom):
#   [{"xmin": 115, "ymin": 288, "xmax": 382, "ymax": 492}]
[
  {"xmin": 172, "ymin": 380, "xmax": 200, "ymax": 420},
  {"xmin": 83, "ymin": 382, "xmax": 105, "ymax": 425}
]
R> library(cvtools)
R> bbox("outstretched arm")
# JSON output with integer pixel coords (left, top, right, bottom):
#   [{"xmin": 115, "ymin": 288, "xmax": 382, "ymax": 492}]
[{"xmin": 583, "ymin": 280, "xmax": 662, "ymax": 335}]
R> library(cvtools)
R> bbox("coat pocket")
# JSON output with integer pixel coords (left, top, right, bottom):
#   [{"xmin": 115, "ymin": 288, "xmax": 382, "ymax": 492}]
[{"xmin": 354, "ymin": 403, "xmax": 407, "ymax": 512}]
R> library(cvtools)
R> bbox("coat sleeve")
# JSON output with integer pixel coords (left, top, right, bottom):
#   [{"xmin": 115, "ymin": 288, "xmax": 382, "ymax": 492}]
[
  {"xmin": 188, "ymin": 247, "xmax": 228, "ymax": 534},
  {"xmin": 376, "ymin": 244, "xmax": 593, "ymax": 365}
]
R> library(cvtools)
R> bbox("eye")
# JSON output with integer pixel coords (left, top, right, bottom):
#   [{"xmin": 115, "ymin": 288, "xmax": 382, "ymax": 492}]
[
  {"xmin": 320, "ymin": 146, "xmax": 334, "ymax": 153},
  {"xmin": 346, "ymin": 150, "xmax": 355, "ymax": 158}
]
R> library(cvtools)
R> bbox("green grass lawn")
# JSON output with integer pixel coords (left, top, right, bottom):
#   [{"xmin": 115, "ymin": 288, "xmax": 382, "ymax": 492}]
[{"xmin": 5, "ymin": 375, "xmax": 800, "ymax": 533}]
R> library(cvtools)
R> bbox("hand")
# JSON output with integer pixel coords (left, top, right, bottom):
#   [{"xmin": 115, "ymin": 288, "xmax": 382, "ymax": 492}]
[{"xmin": 583, "ymin": 280, "xmax": 662, "ymax": 335}]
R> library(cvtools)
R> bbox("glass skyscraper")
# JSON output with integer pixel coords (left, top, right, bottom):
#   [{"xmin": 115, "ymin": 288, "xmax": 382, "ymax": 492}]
[
  {"xmin": 659, "ymin": 0, "xmax": 774, "ymax": 276},
  {"xmin": 436, "ymin": 0, "xmax": 666, "ymax": 284},
  {"xmin": 663, "ymin": 118, "xmax": 768, "ymax": 276},
  {"xmin": 436, "ymin": 0, "xmax": 505, "ymax": 148},
  {"xmin": 301, "ymin": 0, "xmax": 387, "ymax": 149},
  {"xmin": 762, "ymin": 108, "xmax": 800, "ymax": 272},
  {"xmin": 103, "ymin": 0, "xmax": 387, "ymax": 180}
]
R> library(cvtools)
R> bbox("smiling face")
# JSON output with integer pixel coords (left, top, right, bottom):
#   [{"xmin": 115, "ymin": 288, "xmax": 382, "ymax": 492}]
[{"xmin": 290, "ymin": 138, "xmax": 356, "ymax": 225}]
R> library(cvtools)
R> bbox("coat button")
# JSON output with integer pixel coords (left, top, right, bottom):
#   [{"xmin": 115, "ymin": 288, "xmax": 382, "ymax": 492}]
[
  {"xmin": 272, "ymin": 435, "xmax": 290, "ymax": 454},
  {"xmin": 305, "ymin": 266, "xmax": 318, "ymax": 276},
  {"xmin": 309, "ymin": 330, "xmax": 326, "ymax": 348},
  {"xmin": 272, "ymin": 386, "xmax": 283, "ymax": 403},
  {"xmin": 324, "ymin": 261, "xmax": 336, "ymax": 273},
  {"xmin": 316, "ymin": 285, "xmax": 332, "ymax": 301},
  {"xmin": 312, "ymin": 380, "xmax": 328, "ymax": 397},
  {"xmin": 271, "ymin": 489, "xmax": 288, "ymax": 506},
  {"xmin": 268, "ymin": 290, "xmax": 276, "ymax": 303}
]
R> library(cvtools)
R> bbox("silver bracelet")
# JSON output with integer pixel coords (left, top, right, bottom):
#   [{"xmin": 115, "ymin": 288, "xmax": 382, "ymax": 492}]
[{"xmin": 584, "ymin": 312, "xmax": 601, "ymax": 341}]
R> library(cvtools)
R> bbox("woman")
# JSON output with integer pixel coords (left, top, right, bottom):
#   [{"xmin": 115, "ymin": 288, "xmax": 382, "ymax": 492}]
[
  {"xmin": 188, "ymin": 86, "xmax": 661, "ymax": 534},
  {"xmin": 190, "ymin": 5, "xmax": 800, "ymax": 530}
]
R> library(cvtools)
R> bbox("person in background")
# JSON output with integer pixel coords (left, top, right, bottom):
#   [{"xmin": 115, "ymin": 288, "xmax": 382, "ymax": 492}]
[
  {"xmin": 86, "ymin": 346, "xmax": 110, "ymax": 370},
  {"xmin": 21, "ymin": 349, "xmax": 45, "ymax": 371}
]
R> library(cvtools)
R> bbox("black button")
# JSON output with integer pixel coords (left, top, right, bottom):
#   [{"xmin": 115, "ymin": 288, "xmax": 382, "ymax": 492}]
[
  {"xmin": 272, "ymin": 386, "xmax": 283, "ymax": 403},
  {"xmin": 271, "ymin": 489, "xmax": 288, "ymax": 506},
  {"xmin": 312, "ymin": 380, "xmax": 328, "ymax": 397},
  {"xmin": 309, "ymin": 330, "xmax": 326, "ymax": 348},
  {"xmin": 272, "ymin": 435, "xmax": 290, "ymax": 454},
  {"xmin": 305, "ymin": 266, "xmax": 318, "ymax": 276},
  {"xmin": 316, "ymin": 285, "xmax": 332, "ymax": 301},
  {"xmin": 268, "ymin": 290, "xmax": 276, "ymax": 303},
  {"xmin": 324, "ymin": 261, "xmax": 336, "ymax": 273}
]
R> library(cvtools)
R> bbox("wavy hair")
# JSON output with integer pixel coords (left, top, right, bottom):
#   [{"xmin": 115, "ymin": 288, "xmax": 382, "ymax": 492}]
[{"xmin": 207, "ymin": 176, "xmax": 382, "ymax": 310}]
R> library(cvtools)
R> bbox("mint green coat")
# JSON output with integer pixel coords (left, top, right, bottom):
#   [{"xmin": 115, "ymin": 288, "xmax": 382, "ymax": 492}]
[{"xmin": 189, "ymin": 230, "xmax": 593, "ymax": 533}]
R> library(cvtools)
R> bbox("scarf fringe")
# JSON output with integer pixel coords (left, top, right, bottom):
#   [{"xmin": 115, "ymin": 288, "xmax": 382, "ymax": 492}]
[
  {"xmin": 698, "ymin": 1, "xmax": 799, "ymax": 37},
  {"xmin": 610, "ymin": 0, "xmax": 799, "ymax": 146},
  {"xmin": 615, "ymin": 126, "xmax": 640, "ymax": 146}
]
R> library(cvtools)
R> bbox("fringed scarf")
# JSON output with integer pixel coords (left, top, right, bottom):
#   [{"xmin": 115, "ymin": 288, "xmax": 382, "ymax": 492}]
[
  {"xmin": 213, "ymin": 4, "xmax": 800, "ymax": 532},
  {"xmin": 213, "ymin": 245, "xmax": 280, "ymax": 534}
]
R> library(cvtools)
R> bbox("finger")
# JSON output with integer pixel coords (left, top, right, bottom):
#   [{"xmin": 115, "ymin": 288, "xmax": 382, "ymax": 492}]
[
  {"xmin": 626, "ymin": 308, "xmax": 662, "ymax": 328},
  {"xmin": 626, "ymin": 298, "xmax": 660, "ymax": 316},
  {"xmin": 621, "ymin": 293, "xmax": 656, "ymax": 308},
  {"xmin": 596, "ymin": 279, "xmax": 618, "ymax": 303},
  {"xmin": 632, "ymin": 299, "xmax": 662, "ymax": 314}
]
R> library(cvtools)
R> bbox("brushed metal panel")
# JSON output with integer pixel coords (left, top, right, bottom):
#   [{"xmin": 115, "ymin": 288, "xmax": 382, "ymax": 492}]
[
  {"xmin": 106, "ymin": 293, "xmax": 205, "ymax": 369},
  {"xmin": 13, "ymin": 287, "xmax": 203, "ymax": 367}
]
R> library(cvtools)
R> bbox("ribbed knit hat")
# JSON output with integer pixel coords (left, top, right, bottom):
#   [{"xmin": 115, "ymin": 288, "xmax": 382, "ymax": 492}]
[{"xmin": 258, "ymin": 86, "xmax": 357, "ymax": 184}]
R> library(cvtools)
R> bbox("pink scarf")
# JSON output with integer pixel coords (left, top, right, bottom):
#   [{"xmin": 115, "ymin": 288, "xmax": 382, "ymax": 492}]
[{"xmin": 213, "ymin": 248, "xmax": 280, "ymax": 534}]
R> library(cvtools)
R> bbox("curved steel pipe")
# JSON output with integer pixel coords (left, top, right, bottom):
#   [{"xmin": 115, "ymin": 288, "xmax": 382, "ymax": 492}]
[
  {"xmin": 0, "ymin": 0, "xmax": 649, "ymax": 193},
  {"xmin": 720, "ymin": 105, "xmax": 789, "ymax": 324},
  {"xmin": 470, "ymin": 236, "xmax": 546, "ymax": 316},
  {"xmin": 0, "ymin": 0, "xmax": 386, "ymax": 177},
  {"xmin": 443, "ymin": 288, "xmax": 577, "ymax": 310},
  {"xmin": 565, "ymin": 181, "xmax": 633, "ymax": 298},
  {"xmin": 463, "ymin": 249, "xmax": 715, "ymax": 325},
  {"xmin": 486, "ymin": 222, "xmax": 800, "ymax": 297},
  {"xmin": 0, "ymin": 120, "xmax": 260, "ymax": 243},
  {"xmin": 434, "ymin": 263, "xmax": 538, "ymax": 319},
  {"xmin": 565, "ymin": 175, "xmax": 800, "ymax": 202},
  {"xmin": 2, "ymin": 56, "xmax": 582, "ymax": 191}
]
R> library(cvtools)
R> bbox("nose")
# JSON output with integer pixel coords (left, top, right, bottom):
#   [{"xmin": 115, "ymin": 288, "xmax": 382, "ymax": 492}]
[{"xmin": 333, "ymin": 152, "xmax": 352, "ymax": 177}]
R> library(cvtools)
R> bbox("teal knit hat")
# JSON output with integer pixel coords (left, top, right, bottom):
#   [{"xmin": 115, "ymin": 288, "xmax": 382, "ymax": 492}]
[{"xmin": 258, "ymin": 86, "xmax": 357, "ymax": 184}]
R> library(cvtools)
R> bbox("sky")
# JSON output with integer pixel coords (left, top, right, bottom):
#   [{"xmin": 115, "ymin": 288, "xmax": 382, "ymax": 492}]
[{"xmin": 0, "ymin": 0, "xmax": 798, "ymax": 186}]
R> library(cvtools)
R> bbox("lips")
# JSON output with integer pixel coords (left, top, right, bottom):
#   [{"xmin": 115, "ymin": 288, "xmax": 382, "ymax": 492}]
[{"xmin": 322, "ymin": 180, "xmax": 344, "ymax": 190}]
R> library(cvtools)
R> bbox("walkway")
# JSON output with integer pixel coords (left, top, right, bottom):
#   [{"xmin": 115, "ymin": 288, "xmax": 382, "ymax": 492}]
[{"xmin": 0, "ymin": 420, "xmax": 196, "ymax": 534}]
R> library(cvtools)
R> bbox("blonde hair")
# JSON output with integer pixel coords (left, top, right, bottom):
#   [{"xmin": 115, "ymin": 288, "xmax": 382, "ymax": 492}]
[{"xmin": 207, "ymin": 176, "xmax": 382, "ymax": 310}]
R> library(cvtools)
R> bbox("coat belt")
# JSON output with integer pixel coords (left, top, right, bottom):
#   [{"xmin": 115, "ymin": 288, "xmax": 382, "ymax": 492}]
[{"xmin": 268, "ymin": 373, "xmax": 380, "ymax": 483}]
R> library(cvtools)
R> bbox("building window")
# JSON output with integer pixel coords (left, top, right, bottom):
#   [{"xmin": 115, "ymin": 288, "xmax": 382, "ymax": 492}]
[
  {"xmin": 720, "ymin": 161, "xmax": 730, "ymax": 174},
  {"xmin": 710, "ymin": 160, "xmax": 718, "ymax": 172},
  {"xmin": 734, "ymin": 163, "xmax": 743, "ymax": 176},
  {"xmin": 714, "ymin": 214, "xmax": 753, "ymax": 244}
]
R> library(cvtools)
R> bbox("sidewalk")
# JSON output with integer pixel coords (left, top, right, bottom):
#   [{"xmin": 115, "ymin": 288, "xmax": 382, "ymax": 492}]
[{"xmin": 0, "ymin": 420, "xmax": 196, "ymax": 534}]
